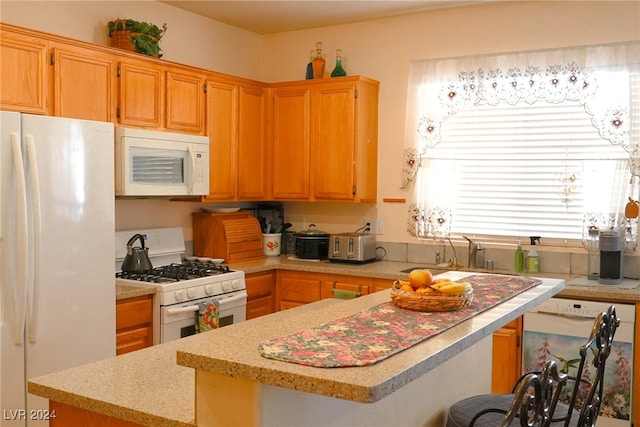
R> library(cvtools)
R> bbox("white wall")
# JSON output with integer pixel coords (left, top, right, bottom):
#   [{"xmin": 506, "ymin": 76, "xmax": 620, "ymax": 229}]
[
  {"xmin": 2, "ymin": 1, "xmax": 639, "ymax": 242},
  {"xmin": 0, "ymin": 0, "xmax": 263, "ymax": 79},
  {"xmin": 259, "ymin": 1, "xmax": 640, "ymax": 241}
]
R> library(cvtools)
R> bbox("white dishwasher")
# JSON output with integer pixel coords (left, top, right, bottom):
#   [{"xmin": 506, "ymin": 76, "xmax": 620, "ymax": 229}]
[{"xmin": 523, "ymin": 298, "xmax": 635, "ymax": 427}]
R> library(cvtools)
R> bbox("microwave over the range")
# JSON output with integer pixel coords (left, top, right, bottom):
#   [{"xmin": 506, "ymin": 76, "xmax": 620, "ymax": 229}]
[{"xmin": 115, "ymin": 127, "xmax": 209, "ymax": 196}]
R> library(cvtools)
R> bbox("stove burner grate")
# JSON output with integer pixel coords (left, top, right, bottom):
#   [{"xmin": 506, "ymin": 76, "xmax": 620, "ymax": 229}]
[{"xmin": 116, "ymin": 261, "xmax": 232, "ymax": 283}]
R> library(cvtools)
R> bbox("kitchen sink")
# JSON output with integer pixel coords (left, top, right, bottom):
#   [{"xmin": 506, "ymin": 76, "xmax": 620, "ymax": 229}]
[{"xmin": 399, "ymin": 266, "xmax": 447, "ymax": 274}]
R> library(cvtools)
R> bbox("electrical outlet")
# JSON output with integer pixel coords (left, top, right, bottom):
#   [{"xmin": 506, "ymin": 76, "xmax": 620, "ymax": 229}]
[{"xmin": 367, "ymin": 219, "xmax": 384, "ymax": 234}]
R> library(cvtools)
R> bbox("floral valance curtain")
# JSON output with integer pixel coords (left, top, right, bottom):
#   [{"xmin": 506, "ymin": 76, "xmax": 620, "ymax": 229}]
[
  {"xmin": 401, "ymin": 41, "xmax": 640, "ymax": 246},
  {"xmin": 402, "ymin": 42, "xmax": 640, "ymax": 187}
]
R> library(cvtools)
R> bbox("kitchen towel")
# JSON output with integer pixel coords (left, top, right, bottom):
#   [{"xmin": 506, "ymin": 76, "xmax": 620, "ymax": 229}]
[
  {"xmin": 196, "ymin": 300, "xmax": 220, "ymax": 332},
  {"xmin": 332, "ymin": 289, "xmax": 360, "ymax": 300},
  {"xmin": 258, "ymin": 275, "xmax": 541, "ymax": 368}
]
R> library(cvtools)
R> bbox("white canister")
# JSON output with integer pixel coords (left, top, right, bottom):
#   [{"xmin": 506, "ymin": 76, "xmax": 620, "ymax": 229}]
[{"xmin": 262, "ymin": 233, "xmax": 282, "ymax": 256}]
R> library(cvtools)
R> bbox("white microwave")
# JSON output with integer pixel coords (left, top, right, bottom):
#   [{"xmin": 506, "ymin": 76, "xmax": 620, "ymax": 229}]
[{"xmin": 115, "ymin": 127, "xmax": 209, "ymax": 196}]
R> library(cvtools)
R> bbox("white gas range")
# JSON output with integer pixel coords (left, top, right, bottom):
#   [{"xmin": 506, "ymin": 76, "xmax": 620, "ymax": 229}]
[{"xmin": 115, "ymin": 227, "xmax": 247, "ymax": 345}]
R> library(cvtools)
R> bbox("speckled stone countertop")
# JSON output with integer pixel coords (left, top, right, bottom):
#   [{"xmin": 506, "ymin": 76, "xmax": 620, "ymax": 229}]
[
  {"xmin": 28, "ymin": 338, "xmax": 195, "ymax": 427},
  {"xmin": 176, "ymin": 271, "xmax": 565, "ymax": 404},
  {"xmin": 116, "ymin": 283, "xmax": 156, "ymax": 300},
  {"xmin": 32, "ymin": 259, "xmax": 636, "ymax": 427},
  {"xmin": 229, "ymin": 256, "xmax": 640, "ymax": 303}
]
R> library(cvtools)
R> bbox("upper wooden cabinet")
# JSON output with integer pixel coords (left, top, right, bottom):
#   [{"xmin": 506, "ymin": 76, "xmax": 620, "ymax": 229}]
[
  {"xmin": 0, "ymin": 27, "xmax": 48, "ymax": 114},
  {"xmin": 50, "ymin": 42, "xmax": 116, "ymax": 122},
  {"xmin": 204, "ymin": 77, "xmax": 267, "ymax": 201},
  {"xmin": 0, "ymin": 24, "xmax": 379, "ymax": 203},
  {"xmin": 117, "ymin": 58, "xmax": 205, "ymax": 134},
  {"xmin": 269, "ymin": 76, "xmax": 379, "ymax": 202},
  {"xmin": 0, "ymin": 25, "xmax": 116, "ymax": 122},
  {"xmin": 269, "ymin": 85, "xmax": 311, "ymax": 200},
  {"xmin": 166, "ymin": 69, "xmax": 206, "ymax": 133},
  {"xmin": 118, "ymin": 58, "xmax": 165, "ymax": 128}
]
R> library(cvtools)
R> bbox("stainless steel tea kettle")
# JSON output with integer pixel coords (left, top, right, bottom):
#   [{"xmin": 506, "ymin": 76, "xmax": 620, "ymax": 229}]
[{"xmin": 121, "ymin": 234, "xmax": 153, "ymax": 273}]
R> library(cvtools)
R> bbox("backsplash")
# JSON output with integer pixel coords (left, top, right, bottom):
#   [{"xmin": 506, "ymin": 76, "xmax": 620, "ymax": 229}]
[{"xmin": 378, "ymin": 240, "xmax": 640, "ymax": 279}]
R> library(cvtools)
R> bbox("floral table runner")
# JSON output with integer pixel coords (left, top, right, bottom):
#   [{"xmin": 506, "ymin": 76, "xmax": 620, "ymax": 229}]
[{"xmin": 258, "ymin": 275, "xmax": 542, "ymax": 368}]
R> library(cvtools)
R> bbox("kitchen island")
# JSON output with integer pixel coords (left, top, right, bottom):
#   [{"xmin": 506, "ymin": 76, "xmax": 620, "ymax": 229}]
[
  {"xmin": 29, "ymin": 271, "xmax": 564, "ymax": 426},
  {"xmin": 175, "ymin": 271, "xmax": 564, "ymax": 426}
]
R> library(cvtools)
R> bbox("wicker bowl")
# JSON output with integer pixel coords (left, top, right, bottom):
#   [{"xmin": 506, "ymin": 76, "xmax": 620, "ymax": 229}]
[{"xmin": 390, "ymin": 280, "xmax": 473, "ymax": 312}]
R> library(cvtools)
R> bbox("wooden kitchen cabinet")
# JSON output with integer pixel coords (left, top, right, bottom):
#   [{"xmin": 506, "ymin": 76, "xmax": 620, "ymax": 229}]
[
  {"xmin": 491, "ymin": 317, "xmax": 522, "ymax": 393},
  {"xmin": 276, "ymin": 271, "xmax": 371, "ymax": 310},
  {"xmin": 117, "ymin": 58, "xmax": 205, "ymax": 134},
  {"xmin": 269, "ymin": 85, "xmax": 311, "ymax": 199},
  {"xmin": 0, "ymin": 26, "xmax": 48, "ymax": 114},
  {"xmin": 276, "ymin": 270, "xmax": 322, "ymax": 310},
  {"xmin": 50, "ymin": 42, "xmax": 116, "ymax": 122},
  {"xmin": 50, "ymin": 401, "xmax": 141, "ymax": 427},
  {"xmin": 166, "ymin": 68, "xmax": 206, "ymax": 134},
  {"xmin": 372, "ymin": 278, "xmax": 395, "ymax": 293},
  {"xmin": 246, "ymin": 271, "xmax": 275, "ymax": 319},
  {"xmin": 117, "ymin": 58, "xmax": 165, "ymax": 129},
  {"xmin": 319, "ymin": 274, "xmax": 371, "ymax": 299},
  {"xmin": 269, "ymin": 76, "xmax": 379, "ymax": 202},
  {"xmin": 115, "ymin": 295, "xmax": 153, "ymax": 356},
  {"xmin": 204, "ymin": 76, "xmax": 267, "ymax": 201},
  {"xmin": 311, "ymin": 78, "xmax": 378, "ymax": 201}
]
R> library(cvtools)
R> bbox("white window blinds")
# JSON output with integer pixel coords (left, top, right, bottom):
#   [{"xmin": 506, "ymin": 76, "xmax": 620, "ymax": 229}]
[{"xmin": 419, "ymin": 83, "xmax": 631, "ymax": 243}]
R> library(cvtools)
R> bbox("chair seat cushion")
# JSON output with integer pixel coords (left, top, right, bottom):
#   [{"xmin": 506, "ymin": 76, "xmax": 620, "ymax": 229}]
[
  {"xmin": 447, "ymin": 394, "xmax": 514, "ymax": 427},
  {"xmin": 447, "ymin": 394, "xmax": 580, "ymax": 427}
]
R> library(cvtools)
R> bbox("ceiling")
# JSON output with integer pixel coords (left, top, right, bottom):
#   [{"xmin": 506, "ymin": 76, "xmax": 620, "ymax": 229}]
[{"xmin": 159, "ymin": 1, "xmax": 488, "ymax": 35}]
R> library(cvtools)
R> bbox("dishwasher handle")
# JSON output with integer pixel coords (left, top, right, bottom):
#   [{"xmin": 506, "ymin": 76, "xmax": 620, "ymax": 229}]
[{"xmin": 535, "ymin": 310, "xmax": 597, "ymax": 321}]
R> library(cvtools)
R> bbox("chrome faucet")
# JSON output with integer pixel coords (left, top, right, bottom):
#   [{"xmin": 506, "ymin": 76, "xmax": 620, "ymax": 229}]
[{"xmin": 463, "ymin": 235, "xmax": 478, "ymax": 269}]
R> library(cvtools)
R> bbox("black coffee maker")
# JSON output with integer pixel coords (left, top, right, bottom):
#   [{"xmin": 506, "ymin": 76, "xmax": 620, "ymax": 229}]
[{"xmin": 598, "ymin": 229, "xmax": 624, "ymax": 285}]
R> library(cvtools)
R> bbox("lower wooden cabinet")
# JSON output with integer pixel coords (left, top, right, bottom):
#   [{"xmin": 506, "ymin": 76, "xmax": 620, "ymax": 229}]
[
  {"xmin": 115, "ymin": 295, "xmax": 153, "ymax": 356},
  {"xmin": 319, "ymin": 275, "xmax": 371, "ymax": 299},
  {"xmin": 372, "ymin": 278, "xmax": 395, "ymax": 293},
  {"xmin": 246, "ymin": 271, "xmax": 275, "ymax": 319},
  {"xmin": 491, "ymin": 317, "xmax": 522, "ymax": 393},
  {"xmin": 276, "ymin": 271, "xmax": 373, "ymax": 310},
  {"xmin": 276, "ymin": 271, "xmax": 322, "ymax": 310},
  {"xmin": 50, "ymin": 401, "xmax": 141, "ymax": 427}
]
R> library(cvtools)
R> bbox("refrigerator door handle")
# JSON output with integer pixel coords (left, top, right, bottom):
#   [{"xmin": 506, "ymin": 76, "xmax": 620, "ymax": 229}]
[
  {"xmin": 9, "ymin": 132, "xmax": 28, "ymax": 345},
  {"xmin": 25, "ymin": 135, "xmax": 42, "ymax": 343},
  {"xmin": 187, "ymin": 144, "xmax": 195, "ymax": 194}
]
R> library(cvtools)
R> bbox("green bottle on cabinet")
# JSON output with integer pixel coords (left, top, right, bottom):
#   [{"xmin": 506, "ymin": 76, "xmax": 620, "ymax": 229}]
[
  {"xmin": 331, "ymin": 49, "xmax": 347, "ymax": 77},
  {"xmin": 514, "ymin": 242, "xmax": 525, "ymax": 273}
]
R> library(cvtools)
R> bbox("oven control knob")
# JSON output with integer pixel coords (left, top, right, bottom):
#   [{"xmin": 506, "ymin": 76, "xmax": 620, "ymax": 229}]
[
  {"xmin": 221, "ymin": 280, "xmax": 231, "ymax": 292},
  {"xmin": 187, "ymin": 288, "xmax": 197, "ymax": 299},
  {"xmin": 175, "ymin": 289, "xmax": 186, "ymax": 301},
  {"xmin": 204, "ymin": 284, "xmax": 215, "ymax": 295},
  {"xmin": 231, "ymin": 279, "xmax": 241, "ymax": 290}
]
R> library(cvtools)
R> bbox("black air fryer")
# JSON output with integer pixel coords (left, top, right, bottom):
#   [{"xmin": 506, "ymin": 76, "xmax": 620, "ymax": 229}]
[{"xmin": 598, "ymin": 230, "xmax": 624, "ymax": 285}]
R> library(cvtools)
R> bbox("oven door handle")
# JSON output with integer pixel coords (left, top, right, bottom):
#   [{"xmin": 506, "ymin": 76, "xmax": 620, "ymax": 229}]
[
  {"xmin": 166, "ymin": 305, "xmax": 201, "ymax": 315},
  {"xmin": 220, "ymin": 292, "xmax": 248, "ymax": 305}
]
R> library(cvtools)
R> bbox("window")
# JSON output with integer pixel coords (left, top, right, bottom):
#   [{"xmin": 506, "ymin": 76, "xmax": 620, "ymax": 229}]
[{"xmin": 402, "ymin": 42, "xmax": 640, "ymax": 249}]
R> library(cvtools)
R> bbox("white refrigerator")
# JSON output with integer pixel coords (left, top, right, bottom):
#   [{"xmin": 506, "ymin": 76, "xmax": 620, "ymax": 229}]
[{"xmin": 0, "ymin": 111, "xmax": 116, "ymax": 426}]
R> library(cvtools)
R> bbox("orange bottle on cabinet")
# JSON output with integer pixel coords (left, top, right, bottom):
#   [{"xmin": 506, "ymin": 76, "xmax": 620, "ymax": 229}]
[{"xmin": 312, "ymin": 42, "xmax": 325, "ymax": 79}]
